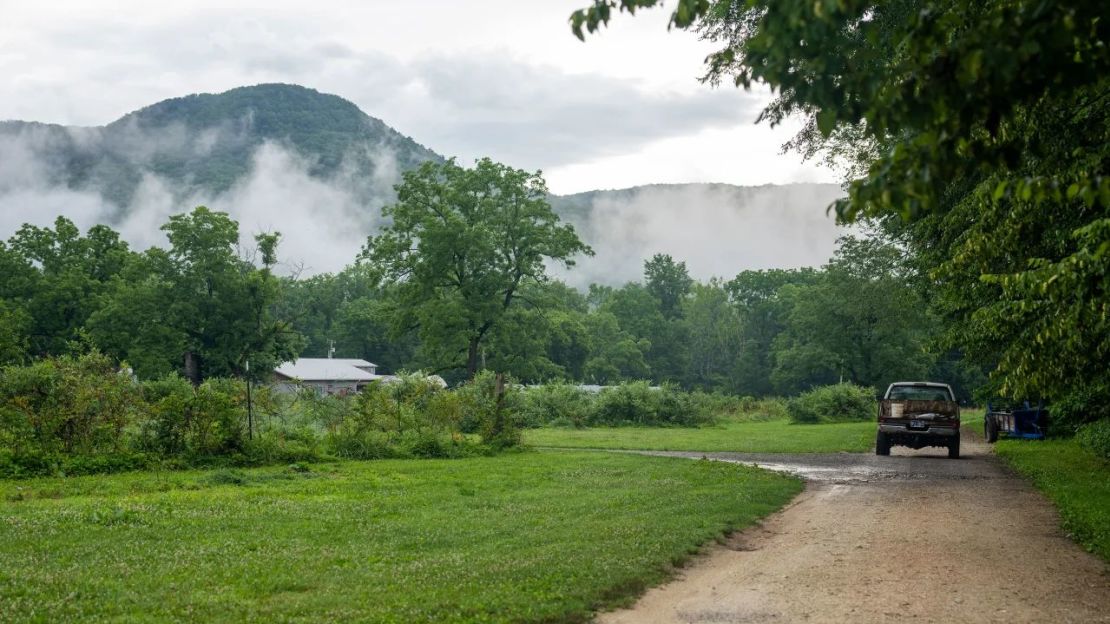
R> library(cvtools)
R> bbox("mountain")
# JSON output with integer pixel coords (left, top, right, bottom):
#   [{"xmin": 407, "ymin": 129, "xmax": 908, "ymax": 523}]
[
  {"xmin": 0, "ymin": 84, "xmax": 441, "ymax": 213},
  {"xmin": 0, "ymin": 84, "xmax": 844, "ymax": 281}
]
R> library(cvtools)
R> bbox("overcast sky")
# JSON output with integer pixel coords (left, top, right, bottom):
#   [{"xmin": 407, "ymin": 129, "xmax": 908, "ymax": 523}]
[{"xmin": 0, "ymin": 0, "xmax": 835, "ymax": 194}]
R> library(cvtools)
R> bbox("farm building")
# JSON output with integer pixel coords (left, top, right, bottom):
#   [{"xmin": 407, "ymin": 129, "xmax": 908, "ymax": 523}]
[{"xmin": 272, "ymin": 358, "xmax": 396, "ymax": 395}]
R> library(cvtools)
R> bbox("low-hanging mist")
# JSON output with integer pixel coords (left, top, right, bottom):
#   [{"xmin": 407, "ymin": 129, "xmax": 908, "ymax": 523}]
[
  {"xmin": 1, "ymin": 82, "xmax": 846, "ymax": 284},
  {"xmin": 551, "ymin": 183, "xmax": 845, "ymax": 285}
]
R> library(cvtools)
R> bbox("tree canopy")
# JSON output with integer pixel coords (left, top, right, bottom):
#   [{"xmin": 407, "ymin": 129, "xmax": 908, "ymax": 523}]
[
  {"xmin": 571, "ymin": 0, "xmax": 1110, "ymax": 423},
  {"xmin": 361, "ymin": 158, "xmax": 592, "ymax": 377}
]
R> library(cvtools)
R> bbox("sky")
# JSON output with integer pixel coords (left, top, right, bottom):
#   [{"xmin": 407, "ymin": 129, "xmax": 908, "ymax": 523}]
[{"xmin": 0, "ymin": 0, "xmax": 836, "ymax": 194}]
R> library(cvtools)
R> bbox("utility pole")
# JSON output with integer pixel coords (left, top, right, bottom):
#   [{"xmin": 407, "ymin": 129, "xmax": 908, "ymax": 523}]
[{"xmin": 245, "ymin": 359, "xmax": 253, "ymax": 441}]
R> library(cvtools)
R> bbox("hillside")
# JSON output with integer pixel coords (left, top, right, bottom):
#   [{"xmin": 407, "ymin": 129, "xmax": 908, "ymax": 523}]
[
  {"xmin": 0, "ymin": 84, "xmax": 843, "ymax": 279},
  {"xmin": 0, "ymin": 84, "xmax": 441, "ymax": 211}
]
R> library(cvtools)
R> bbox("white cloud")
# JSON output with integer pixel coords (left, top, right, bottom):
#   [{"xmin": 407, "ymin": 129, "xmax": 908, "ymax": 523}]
[{"xmin": 0, "ymin": 1, "xmax": 832, "ymax": 194}]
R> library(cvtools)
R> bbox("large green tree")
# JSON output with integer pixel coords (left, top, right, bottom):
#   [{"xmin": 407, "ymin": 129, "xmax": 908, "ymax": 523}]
[
  {"xmin": 89, "ymin": 207, "xmax": 302, "ymax": 382},
  {"xmin": 362, "ymin": 158, "xmax": 592, "ymax": 377},
  {"xmin": 573, "ymin": 0, "xmax": 1110, "ymax": 418},
  {"xmin": 5, "ymin": 219, "xmax": 132, "ymax": 357},
  {"xmin": 771, "ymin": 237, "xmax": 932, "ymax": 394}
]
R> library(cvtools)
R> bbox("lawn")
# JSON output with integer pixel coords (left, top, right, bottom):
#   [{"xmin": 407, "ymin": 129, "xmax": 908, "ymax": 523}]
[
  {"xmin": 524, "ymin": 418, "xmax": 876, "ymax": 453},
  {"xmin": 994, "ymin": 437, "xmax": 1110, "ymax": 561},
  {"xmin": 0, "ymin": 451, "xmax": 801, "ymax": 623}
]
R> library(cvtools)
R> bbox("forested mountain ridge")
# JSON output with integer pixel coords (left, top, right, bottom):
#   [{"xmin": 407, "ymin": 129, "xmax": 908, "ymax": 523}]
[
  {"xmin": 1, "ymin": 83, "xmax": 843, "ymax": 279},
  {"xmin": 0, "ymin": 83, "xmax": 441, "ymax": 211}
]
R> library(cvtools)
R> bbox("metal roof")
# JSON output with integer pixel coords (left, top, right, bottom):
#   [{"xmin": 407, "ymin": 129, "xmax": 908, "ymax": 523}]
[{"xmin": 274, "ymin": 358, "xmax": 379, "ymax": 382}]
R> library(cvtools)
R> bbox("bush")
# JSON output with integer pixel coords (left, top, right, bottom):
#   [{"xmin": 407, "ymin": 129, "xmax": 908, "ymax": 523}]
[
  {"xmin": 1077, "ymin": 419, "xmax": 1110, "ymax": 460},
  {"xmin": 591, "ymin": 382, "xmax": 713, "ymax": 427},
  {"xmin": 456, "ymin": 371, "xmax": 521, "ymax": 448},
  {"xmin": 516, "ymin": 383, "xmax": 594, "ymax": 428},
  {"xmin": 788, "ymin": 383, "xmax": 875, "ymax": 424},
  {"xmin": 0, "ymin": 356, "xmax": 527, "ymax": 478},
  {"xmin": 0, "ymin": 353, "xmax": 142, "ymax": 473}
]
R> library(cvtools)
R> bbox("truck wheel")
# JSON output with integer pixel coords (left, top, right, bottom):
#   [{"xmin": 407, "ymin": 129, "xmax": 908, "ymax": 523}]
[
  {"xmin": 876, "ymin": 431, "xmax": 891, "ymax": 456},
  {"xmin": 984, "ymin": 415, "xmax": 999, "ymax": 443},
  {"xmin": 948, "ymin": 435, "xmax": 960, "ymax": 459}
]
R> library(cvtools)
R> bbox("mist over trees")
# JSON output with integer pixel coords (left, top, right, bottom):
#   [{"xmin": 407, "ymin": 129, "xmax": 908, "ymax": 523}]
[{"xmin": 0, "ymin": 183, "xmax": 979, "ymax": 398}]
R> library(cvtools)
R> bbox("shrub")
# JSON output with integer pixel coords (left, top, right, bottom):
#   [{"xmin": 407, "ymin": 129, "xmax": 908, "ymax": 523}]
[
  {"xmin": 456, "ymin": 371, "xmax": 521, "ymax": 448},
  {"xmin": 0, "ymin": 352, "xmax": 142, "ymax": 461},
  {"xmin": 1077, "ymin": 419, "xmax": 1110, "ymax": 460},
  {"xmin": 788, "ymin": 383, "xmax": 875, "ymax": 424},
  {"xmin": 591, "ymin": 382, "xmax": 713, "ymax": 427},
  {"xmin": 516, "ymin": 383, "xmax": 594, "ymax": 428}
]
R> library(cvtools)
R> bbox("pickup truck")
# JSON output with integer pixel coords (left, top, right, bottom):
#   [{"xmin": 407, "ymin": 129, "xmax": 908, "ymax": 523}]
[{"xmin": 876, "ymin": 381, "xmax": 961, "ymax": 458}]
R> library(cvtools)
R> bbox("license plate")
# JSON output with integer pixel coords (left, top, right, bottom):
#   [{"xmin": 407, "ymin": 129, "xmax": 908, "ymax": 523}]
[{"xmin": 910, "ymin": 420, "xmax": 926, "ymax": 429}]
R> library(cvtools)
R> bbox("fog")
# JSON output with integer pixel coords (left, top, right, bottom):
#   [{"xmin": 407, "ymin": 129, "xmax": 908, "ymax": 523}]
[
  {"xmin": 555, "ymin": 183, "xmax": 846, "ymax": 286},
  {"xmin": 0, "ymin": 124, "xmax": 845, "ymax": 284},
  {"xmin": 0, "ymin": 126, "xmax": 397, "ymax": 275}
]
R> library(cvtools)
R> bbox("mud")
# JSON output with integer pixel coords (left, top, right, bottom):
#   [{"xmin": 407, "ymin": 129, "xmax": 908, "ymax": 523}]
[{"xmin": 599, "ymin": 437, "xmax": 1110, "ymax": 623}]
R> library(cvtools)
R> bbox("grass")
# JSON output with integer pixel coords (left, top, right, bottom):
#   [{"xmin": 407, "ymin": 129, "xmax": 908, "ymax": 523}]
[
  {"xmin": 524, "ymin": 418, "xmax": 876, "ymax": 453},
  {"xmin": 994, "ymin": 437, "xmax": 1110, "ymax": 561},
  {"xmin": 0, "ymin": 451, "xmax": 801, "ymax": 623}
]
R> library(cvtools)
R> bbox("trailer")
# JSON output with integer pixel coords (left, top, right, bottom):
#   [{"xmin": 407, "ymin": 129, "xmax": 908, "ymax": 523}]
[{"xmin": 984, "ymin": 401, "xmax": 1047, "ymax": 442}]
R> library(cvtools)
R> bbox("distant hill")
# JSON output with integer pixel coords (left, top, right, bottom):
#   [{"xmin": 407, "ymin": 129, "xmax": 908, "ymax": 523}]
[
  {"xmin": 0, "ymin": 84, "xmax": 844, "ymax": 280},
  {"xmin": 0, "ymin": 84, "xmax": 441, "ymax": 213}
]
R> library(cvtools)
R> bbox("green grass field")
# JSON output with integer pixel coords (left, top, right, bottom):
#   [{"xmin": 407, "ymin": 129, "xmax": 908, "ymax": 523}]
[
  {"xmin": 0, "ymin": 451, "xmax": 801, "ymax": 623},
  {"xmin": 994, "ymin": 437, "xmax": 1110, "ymax": 561},
  {"xmin": 524, "ymin": 418, "xmax": 875, "ymax": 453}
]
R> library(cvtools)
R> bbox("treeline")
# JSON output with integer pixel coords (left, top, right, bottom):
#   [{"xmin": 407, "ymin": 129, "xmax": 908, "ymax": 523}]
[{"xmin": 0, "ymin": 208, "xmax": 982, "ymax": 399}]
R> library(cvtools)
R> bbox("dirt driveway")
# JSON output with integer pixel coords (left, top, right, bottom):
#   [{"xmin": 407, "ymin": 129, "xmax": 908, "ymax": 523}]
[{"xmin": 600, "ymin": 437, "xmax": 1110, "ymax": 623}]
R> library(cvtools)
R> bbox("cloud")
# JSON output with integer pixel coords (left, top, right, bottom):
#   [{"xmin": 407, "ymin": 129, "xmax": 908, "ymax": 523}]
[
  {"xmin": 404, "ymin": 55, "xmax": 758, "ymax": 170},
  {"xmin": 1, "ymin": 11, "xmax": 758, "ymax": 176}
]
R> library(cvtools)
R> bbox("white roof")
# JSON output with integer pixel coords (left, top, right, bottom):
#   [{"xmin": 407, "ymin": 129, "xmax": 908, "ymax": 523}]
[{"xmin": 275, "ymin": 358, "xmax": 378, "ymax": 382}]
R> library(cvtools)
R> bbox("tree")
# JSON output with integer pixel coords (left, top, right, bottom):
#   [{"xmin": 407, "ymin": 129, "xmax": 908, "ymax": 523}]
[
  {"xmin": 362, "ymin": 158, "xmax": 592, "ymax": 377},
  {"xmin": 89, "ymin": 207, "xmax": 302, "ymax": 382},
  {"xmin": 6, "ymin": 218, "xmax": 132, "ymax": 356},
  {"xmin": 572, "ymin": 0, "xmax": 1110, "ymax": 415},
  {"xmin": 644, "ymin": 253, "xmax": 693, "ymax": 319},
  {"xmin": 725, "ymin": 268, "xmax": 818, "ymax": 396},
  {"xmin": 771, "ymin": 237, "xmax": 931, "ymax": 394},
  {"xmin": 682, "ymin": 280, "xmax": 742, "ymax": 390}
]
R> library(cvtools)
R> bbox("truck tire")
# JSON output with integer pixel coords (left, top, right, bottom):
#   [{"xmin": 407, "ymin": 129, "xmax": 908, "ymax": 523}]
[
  {"xmin": 984, "ymin": 415, "xmax": 999, "ymax": 443},
  {"xmin": 948, "ymin": 434, "xmax": 960, "ymax": 459},
  {"xmin": 876, "ymin": 431, "xmax": 891, "ymax": 456}
]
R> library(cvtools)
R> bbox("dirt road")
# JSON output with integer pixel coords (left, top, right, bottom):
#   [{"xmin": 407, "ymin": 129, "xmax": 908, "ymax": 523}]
[{"xmin": 599, "ymin": 437, "xmax": 1110, "ymax": 623}]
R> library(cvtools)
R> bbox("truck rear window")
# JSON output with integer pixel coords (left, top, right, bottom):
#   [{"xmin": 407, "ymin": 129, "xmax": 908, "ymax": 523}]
[{"xmin": 888, "ymin": 386, "xmax": 952, "ymax": 401}]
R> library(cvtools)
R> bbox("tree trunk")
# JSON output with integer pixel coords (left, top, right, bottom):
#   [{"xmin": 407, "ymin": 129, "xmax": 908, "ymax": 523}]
[
  {"xmin": 183, "ymin": 351, "xmax": 202, "ymax": 387},
  {"xmin": 467, "ymin": 337, "xmax": 480, "ymax": 378}
]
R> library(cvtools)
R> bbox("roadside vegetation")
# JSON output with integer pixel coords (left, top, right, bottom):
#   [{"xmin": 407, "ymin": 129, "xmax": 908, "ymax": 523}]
[
  {"xmin": 0, "ymin": 451, "xmax": 801, "ymax": 623},
  {"xmin": 994, "ymin": 438, "xmax": 1110, "ymax": 561}
]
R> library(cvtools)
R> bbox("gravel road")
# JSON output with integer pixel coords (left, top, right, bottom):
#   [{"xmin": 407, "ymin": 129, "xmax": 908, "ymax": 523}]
[{"xmin": 599, "ymin": 437, "xmax": 1110, "ymax": 623}]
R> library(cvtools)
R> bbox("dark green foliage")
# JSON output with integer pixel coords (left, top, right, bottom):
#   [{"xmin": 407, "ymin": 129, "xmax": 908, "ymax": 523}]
[
  {"xmin": 516, "ymin": 383, "xmax": 596, "ymax": 428},
  {"xmin": 787, "ymin": 383, "xmax": 876, "ymax": 425},
  {"xmin": 1077, "ymin": 420, "xmax": 1110, "ymax": 460}
]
